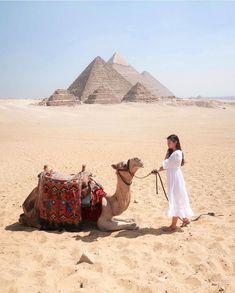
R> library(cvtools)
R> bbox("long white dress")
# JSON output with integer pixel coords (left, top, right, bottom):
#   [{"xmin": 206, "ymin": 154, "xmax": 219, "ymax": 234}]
[{"xmin": 162, "ymin": 150, "xmax": 194, "ymax": 218}]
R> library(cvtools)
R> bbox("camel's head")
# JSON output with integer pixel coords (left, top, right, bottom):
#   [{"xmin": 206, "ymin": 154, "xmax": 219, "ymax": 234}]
[{"xmin": 111, "ymin": 157, "xmax": 144, "ymax": 175}]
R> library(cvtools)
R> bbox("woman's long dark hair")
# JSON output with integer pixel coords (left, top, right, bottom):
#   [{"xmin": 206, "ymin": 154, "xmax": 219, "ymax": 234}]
[{"xmin": 165, "ymin": 134, "xmax": 185, "ymax": 166}]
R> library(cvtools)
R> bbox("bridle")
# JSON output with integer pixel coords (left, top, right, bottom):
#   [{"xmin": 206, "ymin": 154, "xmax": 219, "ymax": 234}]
[
  {"xmin": 116, "ymin": 159, "xmax": 168, "ymax": 199},
  {"xmin": 116, "ymin": 159, "xmax": 134, "ymax": 186}
]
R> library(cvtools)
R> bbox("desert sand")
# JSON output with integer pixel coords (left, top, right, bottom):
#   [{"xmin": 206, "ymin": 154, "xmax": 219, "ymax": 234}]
[{"xmin": 0, "ymin": 99, "xmax": 234, "ymax": 293}]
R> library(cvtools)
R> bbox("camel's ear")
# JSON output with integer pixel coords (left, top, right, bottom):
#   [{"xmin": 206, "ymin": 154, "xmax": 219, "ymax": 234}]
[{"xmin": 111, "ymin": 164, "xmax": 117, "ymax": 170}]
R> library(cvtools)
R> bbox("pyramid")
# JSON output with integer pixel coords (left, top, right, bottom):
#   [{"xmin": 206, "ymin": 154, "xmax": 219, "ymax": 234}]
[
  {"xmin": 68, "ymin": 56, "xmax": 132, "ymax": 102},
  {"xmin": 108, "ymin": 53, "xmax": 174, "ymax": 98},
  {"xmin": 107, "ymin": 53, "xmax": 143, "ymax": 85},
  {"xmin": 141, "ymin": 71, "xmax": 174, "ymax": 98},
  {"xmin": 45, "ymin": 89, "xmax": 80, "ymax": 106},
  {"xmin": 107, "ymin": 52, "xmax": 129, "ymax": 66},
  {"xmin": 122, "ymin": 82, "xmax": 159, "ymax": 103},
  {"xmin": 84, "ymin": 86, "xmax": 120, "ymax": 104}
]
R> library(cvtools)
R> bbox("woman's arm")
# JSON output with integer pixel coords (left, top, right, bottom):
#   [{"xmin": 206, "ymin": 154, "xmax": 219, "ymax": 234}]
[{"xmin": 162, "ymin": 151, "xmax": 182, "ymax": 169}]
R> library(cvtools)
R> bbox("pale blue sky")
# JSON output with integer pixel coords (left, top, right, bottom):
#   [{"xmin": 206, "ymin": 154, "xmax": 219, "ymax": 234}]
[{"xmin": 0, "ymin": 1, "xmax": 235, "ymax": 98}]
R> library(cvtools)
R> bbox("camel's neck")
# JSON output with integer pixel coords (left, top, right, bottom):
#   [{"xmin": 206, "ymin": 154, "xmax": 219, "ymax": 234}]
[{"xmin": 111, "ymin": 171, "xmax": 133, "ymax": 216}]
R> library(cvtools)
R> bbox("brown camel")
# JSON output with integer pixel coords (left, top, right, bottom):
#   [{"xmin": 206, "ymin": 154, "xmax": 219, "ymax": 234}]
[{"xmin": 19, "ymin": 158, "xmax": 144, "ymax": 231}]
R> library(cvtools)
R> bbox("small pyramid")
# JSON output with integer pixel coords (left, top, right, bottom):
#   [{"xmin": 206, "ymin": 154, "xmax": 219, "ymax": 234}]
[
  {"xmin": 68, "ymin": 56, "xmax": 131, "ymax": 101},
  {"xmin": 84, "ymin": 86, "xmax": 120, "ymax": 104},
  {"xmin": 122, "ymin": 82, "xmax": 159, "ymax": 103},
  {"xmin": 45, "ymin": 89, "xmax": 80, "ymax": 106},
  {"xmin": 141, "ymin": 71, "xmax": 174, "ymax": 98},
  {"xmin": 107, "ymin": 52, "xmax": 129, "ymax": 66}
]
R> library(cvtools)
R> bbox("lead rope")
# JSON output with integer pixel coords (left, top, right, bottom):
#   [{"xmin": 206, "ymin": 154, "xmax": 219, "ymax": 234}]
[
  {"xmin": 134, "ymin": 171, "xmax": 168, "ymax": 199},
  {"xmin": 134, "ymin": 171, "xmax": 222, "ymax": 222}
]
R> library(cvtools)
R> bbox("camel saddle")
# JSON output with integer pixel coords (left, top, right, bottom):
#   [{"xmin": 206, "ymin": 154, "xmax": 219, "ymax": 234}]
[{"xmin": 20, "ymin": 170, "xmax": 106, "ymax": 231}]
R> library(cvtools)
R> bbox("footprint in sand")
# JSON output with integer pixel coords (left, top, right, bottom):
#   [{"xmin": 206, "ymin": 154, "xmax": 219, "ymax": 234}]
[
  {"xmin": 166, "ymin": 257, "xmax": 181, "ymax": 267},
  {"xmin": 43, "ymin": 256, "xmax": 58, "ymax": 266},
  {"xmin": 184, "ymin": 254, "xmax": 202, "ymax": 264},
  {"xmin": 184, "ymin": 275, "xmax": 201, "ymax": 288},
  {"xmin": 33, "ymin": 252, "xmax": 44, "ymax": 262},
  {"xmin": 117, "ymin": 278, "xmax": 139, "ymax": 291},
  {"xmin": 116, "ymin": 240, "xmax": 130, "ymax": 250},
  {"xmin": 121, "ymin": 255, "xmax": 138, "ymax": 269}
]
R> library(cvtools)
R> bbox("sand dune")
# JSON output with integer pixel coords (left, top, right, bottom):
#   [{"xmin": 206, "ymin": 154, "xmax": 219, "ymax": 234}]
[{"xmin": 0, "ymin": 99, "xmax": 234, "ymax": 293}]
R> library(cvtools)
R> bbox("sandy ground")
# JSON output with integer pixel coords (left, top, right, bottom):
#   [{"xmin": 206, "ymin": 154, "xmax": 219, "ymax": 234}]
[{"xmin": 0, "ymin": 99, "xmax": 234, "ymax": 293}]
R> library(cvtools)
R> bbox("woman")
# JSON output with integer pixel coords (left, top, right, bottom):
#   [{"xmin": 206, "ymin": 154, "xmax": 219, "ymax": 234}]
[{"xmin": 152, "ymin": 134, "xmax": 193, "ymax": 231}]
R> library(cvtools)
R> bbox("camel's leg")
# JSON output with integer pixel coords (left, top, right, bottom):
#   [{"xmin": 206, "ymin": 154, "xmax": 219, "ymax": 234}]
[
  {"xmin": 97, "ymin": 217, "xmax": 137, "ymax": 231},
  {"xmin": 112, "ymin": 217, "xmax": 135, "ymax": 224},
  {"xmin": 97, "ymin": 197, "xmax": 137, "ymax": 231}
]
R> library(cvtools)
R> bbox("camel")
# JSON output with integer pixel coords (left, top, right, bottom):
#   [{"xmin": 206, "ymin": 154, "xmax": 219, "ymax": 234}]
[{"xmin": 19, "ymin": 157, "xmax": 144, "ymax": 231}]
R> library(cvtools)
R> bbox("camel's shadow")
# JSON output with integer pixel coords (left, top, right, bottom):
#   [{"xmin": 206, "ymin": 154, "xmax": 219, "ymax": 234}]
[
  {"xmin": 73, "ymin": 226, "xmax": 183, "ymax": 242},
  {"xmin": 5, "ymin": 221, "xmax": 65, "ymax": 234},
  {"xmin": 5, "ymin": 222, "xmax": 183, "ymax": 241},
  {"xmin": 5, "ymin": 221, "xmax": 36, "ymax": 232}
]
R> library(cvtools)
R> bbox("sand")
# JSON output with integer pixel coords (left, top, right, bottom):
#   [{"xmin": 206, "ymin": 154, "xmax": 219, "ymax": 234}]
[{"xmin": 0, "ymin": 99, "xmax": 234, "ymax": 293}]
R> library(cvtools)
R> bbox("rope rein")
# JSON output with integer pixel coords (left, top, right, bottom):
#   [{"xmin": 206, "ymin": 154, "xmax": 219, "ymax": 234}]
[
  {"xmin": 116, "ymin": 160, "xmax": 221, "ymax": 222},
  {"xmin": 134, "ymin": 171, "xmax": 168, "ymax": 200},
  {"xmin": 134, "ymin": 171, "xmax": 222, "ymax": 222}
]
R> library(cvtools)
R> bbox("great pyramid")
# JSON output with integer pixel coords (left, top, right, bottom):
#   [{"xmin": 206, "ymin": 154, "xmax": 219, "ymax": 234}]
[
  {"xmin": 107, "ymin": 53, "xmax": 142, "ymax": 85},
  {"xmin": 84, "ymin": 86, "xmax": 120, "ymax": 104},
  {"xmin": 68, "ymin": 56, "xmax": 132, "ymax": 102},
  {"xmin": 108, "ymin": 53, "xmax": 174, "ymax": 98},
  {"xmin": 46, "ymin": 89, "xmax": 80, "ymax": 106},
  {"xmin": 122, "ymin": 82, "xmax": 158, "ymax": 103}
]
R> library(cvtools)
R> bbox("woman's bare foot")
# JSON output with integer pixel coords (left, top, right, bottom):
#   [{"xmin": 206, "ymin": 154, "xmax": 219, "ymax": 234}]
[
  {"xmin": 180, "ymin": 218, "xmax": 190, "ymax": 227},
  {"xmin": 162, "ymin": 225, "xmax": 177, "ymax": 232}
]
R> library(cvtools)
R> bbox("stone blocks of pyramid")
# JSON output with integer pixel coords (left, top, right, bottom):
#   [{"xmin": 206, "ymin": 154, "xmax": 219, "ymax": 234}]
[{"xmin": 41, "ymin": 52, "xmax": 174, "ymax": 106}]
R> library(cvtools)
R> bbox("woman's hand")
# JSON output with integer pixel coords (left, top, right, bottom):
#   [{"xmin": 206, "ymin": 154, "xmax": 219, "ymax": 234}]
[{"xmin": 151, "ymin": 166, "xmax": 164, "ymax": 174}]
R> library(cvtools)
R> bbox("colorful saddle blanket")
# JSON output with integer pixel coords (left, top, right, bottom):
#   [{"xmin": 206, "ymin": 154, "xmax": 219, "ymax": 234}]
[{"xmin": 22, "ymin": 171, "xmax": 106, "ymax": 230}]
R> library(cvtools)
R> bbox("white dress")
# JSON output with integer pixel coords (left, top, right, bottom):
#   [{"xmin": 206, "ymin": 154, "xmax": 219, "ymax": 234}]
[{"xmin": 162, "ymin": 150, "xmax": 193, "ymax": 218}]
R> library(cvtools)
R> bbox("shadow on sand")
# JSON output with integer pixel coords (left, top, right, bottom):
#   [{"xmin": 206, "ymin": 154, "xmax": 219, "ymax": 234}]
[
  {"xmin": 5, "ymin": 221, "xmax": 68, "ymax": 234},
  {"xmin": 5, "ymin": 222, "xmax": 183, "ymax": 241},
  {"xmin": 5, "ymin": 221, "xmax": 36, "ymax": 232},
  {"xmin": 72, "ymin": 226, "xmax": 183, "ymax": 242}
]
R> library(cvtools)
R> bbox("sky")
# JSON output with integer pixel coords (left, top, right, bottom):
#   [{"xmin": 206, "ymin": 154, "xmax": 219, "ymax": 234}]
[{"xmin": 0, "ymin": 1, "xmax": 235, "ymax": 98}]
